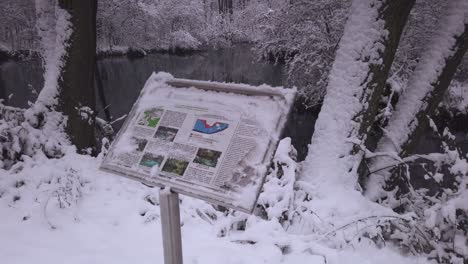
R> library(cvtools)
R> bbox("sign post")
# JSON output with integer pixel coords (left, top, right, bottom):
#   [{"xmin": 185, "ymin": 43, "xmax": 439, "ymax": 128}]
[
  {"xmin": 100, "ymin": 72, "xmax": 296, "ymax": 264},
  {"xmin": 159, "ymin": 188, "xmax": 183, "ymax": 264}
]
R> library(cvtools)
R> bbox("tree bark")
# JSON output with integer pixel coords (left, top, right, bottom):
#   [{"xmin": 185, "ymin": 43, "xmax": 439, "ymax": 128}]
[
  {"xmin": 400, "ymin": 28, "xmax": 468, "ymax": 156},
  {"xmin": 218, "ymin": 0, "xmax": 233, "ymax": 15},
  {"xmin": 57, "ymin": 0, "xmax": 97, "ymax": 151},
  {"xmin": 351, "ymin": 0, "xmax": 415, "ymax": 151},
  {"xmin": 366, "ymin": 0, "xmax": 468, "ymax": 200}
]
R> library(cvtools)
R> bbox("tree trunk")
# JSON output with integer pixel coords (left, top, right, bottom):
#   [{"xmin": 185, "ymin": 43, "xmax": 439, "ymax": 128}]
[
  {"xmin": 302, "ymin": 0, "xmax": 414, "ymax": 179},
  {"xmin": 298, "ymin": 0, "xmax": 414, "ymax": 230},
  {"xmin": 57, "ymin": 0, "xmax": 97, "ymax": 151},
  {"xmin": 365, "ymin": 0, "xmax": 468, "ymax": 200},
  {"xmin": 218, "ymin": 0, "xmax": 233, "ymax": 15}
]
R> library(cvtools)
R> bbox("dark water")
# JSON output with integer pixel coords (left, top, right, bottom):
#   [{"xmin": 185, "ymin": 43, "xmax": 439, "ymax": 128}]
[
  {"xmin": 0, "ymin": 45, "xmax": 317, "ymax": 160},
  {"xmin": 0, "ymin": 58, "xmax": 43, "ymax": 108}
]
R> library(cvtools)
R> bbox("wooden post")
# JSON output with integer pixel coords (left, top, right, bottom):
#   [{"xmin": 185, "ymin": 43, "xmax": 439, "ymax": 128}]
[{"xmin": 159, "ymin": 188, "xmax": 183, "ymax": 264}]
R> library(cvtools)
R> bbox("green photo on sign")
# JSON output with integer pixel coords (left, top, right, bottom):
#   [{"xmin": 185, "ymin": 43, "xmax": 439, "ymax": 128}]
[
  {"xmin": 154, "ymin": 126, "xmax": 178, "ymax": 142},
  {"xmin": 140, "ymin": 152, "xmax": 164, "ymax": 168},
  {"xmin": 193, "ymin": 148, "xmax": 222, "ymax": 168},
  {"xmin": 138, "ymin": 108, "xmax": 164, "ymax": 128},
  {"xmin": 162, "ymin": 158, "xmax": 189, "ymax": 176}
]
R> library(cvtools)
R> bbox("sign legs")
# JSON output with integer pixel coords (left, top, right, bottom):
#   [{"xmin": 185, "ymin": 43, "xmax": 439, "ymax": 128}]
[{"xmin": 159, "ymin": 189, "xmax": 183, "ymax": 264}]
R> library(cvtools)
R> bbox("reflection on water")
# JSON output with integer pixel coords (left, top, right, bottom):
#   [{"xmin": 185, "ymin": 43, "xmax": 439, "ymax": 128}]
[{"xmin": 0, "ymin": 58, "xmax": 43, "ymax": 108}]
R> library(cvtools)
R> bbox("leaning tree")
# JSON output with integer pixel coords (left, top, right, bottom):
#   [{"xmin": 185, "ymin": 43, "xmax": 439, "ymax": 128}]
[
  {"xmin": 300, "ymin": 0, "xmax": 415, "ymax": 222},
  {"xmin": 366, "ymin": 1, "xmax": 468, "ymax": 200},
  {"xmin": 298, "ymin": 0, "xmax": 468, "ymax": 261}
]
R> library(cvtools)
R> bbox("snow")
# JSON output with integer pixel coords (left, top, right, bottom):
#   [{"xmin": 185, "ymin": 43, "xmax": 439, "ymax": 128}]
[
  {"xmin": 0, "ymin": 143, "xmax": 428, "ymax": 264},
  {"xmin": 366, "ymin": 0, "xmax": 468, "ymax": 200},
  {"xmin": 113, "ymin": 132, "xmax": 138, "ymax": 154},
  {"xmin": 450, "ymin": 156, "xmax": 468, "ymax": 175}
]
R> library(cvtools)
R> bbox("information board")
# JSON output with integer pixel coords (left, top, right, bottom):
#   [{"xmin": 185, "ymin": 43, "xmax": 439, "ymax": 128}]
[{"xmin": 100, "ymin": 72, "xmax": 296, "ymax": 213}]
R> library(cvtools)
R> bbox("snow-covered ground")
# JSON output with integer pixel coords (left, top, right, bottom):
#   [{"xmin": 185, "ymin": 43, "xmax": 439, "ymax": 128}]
[{"xmin": 0, "ymin": 144, "xmax": 428, "ymax": 264}]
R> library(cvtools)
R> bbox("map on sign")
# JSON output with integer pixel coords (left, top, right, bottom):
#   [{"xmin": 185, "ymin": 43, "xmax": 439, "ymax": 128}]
[{"xmin": 100, "ymin": 72, "xmax": 296, "ymax": 213}]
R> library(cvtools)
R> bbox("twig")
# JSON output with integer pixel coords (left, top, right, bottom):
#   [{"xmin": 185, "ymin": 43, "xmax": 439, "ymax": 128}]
[{"xmin": 322, "ymin": 215, "xmax": 411, "ymax": 239}]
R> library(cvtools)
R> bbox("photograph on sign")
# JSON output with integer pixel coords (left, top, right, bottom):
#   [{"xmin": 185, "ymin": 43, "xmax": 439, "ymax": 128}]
[{"xmin": 100, "ymin": 72, "xmax": 295, "ymax": 213}]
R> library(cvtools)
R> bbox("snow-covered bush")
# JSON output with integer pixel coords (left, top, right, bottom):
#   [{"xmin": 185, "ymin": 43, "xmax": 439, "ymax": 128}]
[
  {"xmin": 169, "ymin": 30, "xmax": 201, "ymax": 51},
  {"xmin": 1, "ymin": 0, "xmax": 269, "ymax": 54},
  {"xmin": 96, "ymin": 0, "xmax": 266, "ymax": 52},
  {"xmin": 256, "ymin": 138, "xmax": 298, "ymax": 223},
  {"xmin": 0, "ymin": 102, "xmax": 68, "ymax": 169},
  {"xmin": 363, "ymin": 117, "xmax": 468, "ymax": 262}
]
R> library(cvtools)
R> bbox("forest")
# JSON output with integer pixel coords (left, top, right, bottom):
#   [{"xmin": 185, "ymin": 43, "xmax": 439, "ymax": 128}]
[{"xmin": 0, "ymin": 0, "xmax": 467, "ymax": 263}]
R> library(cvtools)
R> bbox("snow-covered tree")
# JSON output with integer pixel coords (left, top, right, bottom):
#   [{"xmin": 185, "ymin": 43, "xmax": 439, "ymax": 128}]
[
  {"xmin": 360, "ymin": 2, "xmax": 468, "ymax": 260},
  {"xmin": 367, "ymin": 0, "xmax": 468, "ymax": 199},
  {"xmin": 293, "ymin": 0, "xmax": 468, "ymax": 261},
  {"xmin": 300, "ymin": 0, "xmax": 415, "ymax": 220}
]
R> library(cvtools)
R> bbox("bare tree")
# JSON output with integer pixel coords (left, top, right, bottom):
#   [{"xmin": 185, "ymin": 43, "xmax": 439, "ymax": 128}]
[{"xmin": 218, "ymin": 0, "xmax": 233, "ymax": 15}]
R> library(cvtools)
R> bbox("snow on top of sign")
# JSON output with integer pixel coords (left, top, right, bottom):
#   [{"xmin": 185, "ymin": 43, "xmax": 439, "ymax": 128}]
[
  {"xmin": 113, "ymin": 132, "xmax": 138, "ymax": 154},
  {"xmin": 146, "ymin": 71, "xmax": 296, "ymax": 102},
  {"xmin": 234, "ymin": 164, "xmax": 269, "ymax": 209}
]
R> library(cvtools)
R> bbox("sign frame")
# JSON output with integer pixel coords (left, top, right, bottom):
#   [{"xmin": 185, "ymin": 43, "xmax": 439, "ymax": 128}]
[{"xmin": 100, "ymin": 75, "xmax": 296, "ymax": 214}]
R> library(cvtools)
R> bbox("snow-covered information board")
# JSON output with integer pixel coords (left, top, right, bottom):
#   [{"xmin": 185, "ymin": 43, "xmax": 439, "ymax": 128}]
[{"xmin": 100, "ymin": 72, "xmax": 295, "ymax": 213}]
